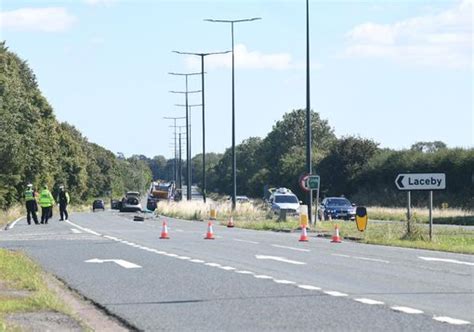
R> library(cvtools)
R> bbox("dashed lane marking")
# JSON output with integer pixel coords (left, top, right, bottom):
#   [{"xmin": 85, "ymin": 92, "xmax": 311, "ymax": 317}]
[
  {"xmin": 391, "ymin": 306, "xmax": 424, "ymax": 314},
  {"xmin": 432, "ymin": 316, "xmax": 471, "ymax": 325},
  {"xmin": 273, "ymin": 279, "xmax": 296, "ymax": 285},
  {"xmin": 324, "ymin": 291, "xmax": 348, "ymax": 297},
  {"xmin": 233, "ymin": 239, "xmax": 259, "ymax": 244},
  {"xmin": 255, "ymin": 255, "xmax": 306, "ymax": 265},
  {"xmin": 354, "ymin": 298, "xmax": 384, "ymax": 305},
  {"xmin": 418, "ymin": 256, "xmax": 474, "ymax": 266},
  {"xmin": 254, "ymin": 275, "xmax": 273, "ymax": 279},
  {"xmin": 298, "ymin": 285, "xmax": 321, "ymax": 291},
  {"xmin": 354, "ymin": 256, "xmax": 390, "ymax": 264},
  {"xmin": 271, "ymin": 244, "xmax": 310, "ymax": 252}
]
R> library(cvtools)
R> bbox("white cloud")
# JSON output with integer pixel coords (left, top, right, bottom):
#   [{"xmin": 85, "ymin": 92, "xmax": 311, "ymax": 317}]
[
  {"xmin": 344, "ymin": 0, "xmax": 473, "ymax": 69},
  {"xmin": 184, "ymin": 44, "xmax": 315, "ymax": 71},
  {"xmin": 0, "ymin": 7, "xmax": 76, "ymax": 32}
]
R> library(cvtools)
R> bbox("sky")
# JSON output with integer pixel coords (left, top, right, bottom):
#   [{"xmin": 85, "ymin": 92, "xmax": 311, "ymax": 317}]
[{"xmin": 1, "ymin": 0, "xmax": 472, "ymax": 159}]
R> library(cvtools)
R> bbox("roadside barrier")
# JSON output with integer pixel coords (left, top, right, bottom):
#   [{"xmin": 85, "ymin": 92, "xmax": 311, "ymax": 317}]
[
  {"xmin": 204, "ymin": 221, "xmax": 215, "ymax": 240},
  {"xmin": 331, "ymin": 224, "xmax": 342, "ymax": 243},
  {"xmin": 160, "ymin": 220, "xmax": 170, "ymax": 239}
]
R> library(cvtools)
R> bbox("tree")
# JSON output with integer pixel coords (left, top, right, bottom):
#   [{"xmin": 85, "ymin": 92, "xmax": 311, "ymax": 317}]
[{"xmin": 411, "ymin": 141, "xmax": 447, "ymax": 153}]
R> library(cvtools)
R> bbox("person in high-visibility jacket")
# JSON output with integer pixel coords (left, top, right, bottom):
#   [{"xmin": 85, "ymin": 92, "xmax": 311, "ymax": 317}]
[
  {"xmin": 39, "ymin": 185, "xmax": 55, "ymax": 224},
  {"xmin": 24, "ymin": 183, "xmax": 39, "ymax": 225},
  {"xmin": 57, "ymin": 185, "xmax": 70, "ymax": 221}
]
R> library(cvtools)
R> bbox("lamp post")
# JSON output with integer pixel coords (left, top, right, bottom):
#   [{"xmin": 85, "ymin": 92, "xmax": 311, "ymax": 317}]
[
  {"xmin": 164, "ymin": 116, "xmax": 185, "ymax": 183},
  {"xmin": 305, "ymin": 0, "xmax": 313, "ymax": 224},
  {"xmin": 173, "ymin": 50, "xmax": 231, "ymax": 203},
  {"xmin": 204, "ymin": 17, "xmax": 261, "ymax": 210}
]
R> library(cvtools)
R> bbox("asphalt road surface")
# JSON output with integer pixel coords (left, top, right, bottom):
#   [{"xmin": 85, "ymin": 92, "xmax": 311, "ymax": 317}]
[{"xmin": 1, "ymin": 211, "xmax": 473, "ymax": 331}]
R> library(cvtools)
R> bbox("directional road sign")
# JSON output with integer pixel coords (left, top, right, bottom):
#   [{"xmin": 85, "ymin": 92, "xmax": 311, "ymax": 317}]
[{"xmin": 395, "ymin": 173, "xmax": 446, "ymax": 191}]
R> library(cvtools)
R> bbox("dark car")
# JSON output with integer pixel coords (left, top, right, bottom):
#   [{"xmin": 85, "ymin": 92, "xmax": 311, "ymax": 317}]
[
  {"xmin": 92, "ymin": 199, "xmax": 105, "ymax": 212},
  {"xmin": 111, "ymin": 199, "xmax": 122, "ymax": 210},
  {"xmin": 318, "ymin": 197, "xmax": 356, "ymax": 221}
]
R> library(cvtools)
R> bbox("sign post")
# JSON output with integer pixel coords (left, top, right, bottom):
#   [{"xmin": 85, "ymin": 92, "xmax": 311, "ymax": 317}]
[{"xmin": 395, "ymin": 173, "xmax": 446, "ymax": 241}]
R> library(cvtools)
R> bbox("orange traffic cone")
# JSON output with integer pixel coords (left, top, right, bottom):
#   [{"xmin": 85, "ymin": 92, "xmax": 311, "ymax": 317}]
[
  {"xmin": 331, "ymin": 224, "xmax": 342, "ymax": 243},
  {"xmin": 227, "ymin": 216, "xmax": 235, "ymax": 228},
  {"xmin": 204, "ymin": 221, "xmax": 215, "ymax": 240},
  {"xmin": 160, "ymin": 220, "xmax": 170, "ymax": 239},
  {"xmin": 299, "ymin": 225, "xmax": 309, "ymax": 242}
]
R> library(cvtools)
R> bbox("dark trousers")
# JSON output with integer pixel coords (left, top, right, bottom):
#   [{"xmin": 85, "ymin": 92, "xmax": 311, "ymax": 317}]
[
  {"xmin": 41, "ymin": 206, "xmax": 52, "ymax": 224},
  {"xmin": 59, "ymin": 203, "xmax": 68, "ymax": 220},
  {"xmin": 26, "ymin": 201, "xmax": 38, "ymax": 224}
]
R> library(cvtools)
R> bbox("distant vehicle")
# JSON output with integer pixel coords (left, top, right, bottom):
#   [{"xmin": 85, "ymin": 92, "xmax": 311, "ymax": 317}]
[
  {"xmin": 150, "ymin": 181, "xmax": 174, "ymax": 201},
  {"xmin": 111, "ymin": 199, "xmax": 121, "ymax": 210},
  {"xmin": 236, "ymin": 195, "xmax": 251, "ymax": 203},
  {"xmin": 268, "ymin": 188, "xmax": 300, "ymax": 215},
  {"xmin": 318, "ymin": 197, "xmax": 356, "ymax": 220},
  {"xmin": 92, "ymin": 199, "xmax": 105, "ymax": 212},
  {"xmin": 121, "ymin": 191, "xmax": 142, "ymax": 212}
]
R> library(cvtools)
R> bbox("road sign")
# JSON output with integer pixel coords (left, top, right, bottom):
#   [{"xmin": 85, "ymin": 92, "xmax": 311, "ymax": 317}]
[
  {"xmin": 395, "ymin": 173, "xmax": 446, "ymax": 191},
  {"xmin": 299, "ymin": 174, "xmax": 320, "ymax": 192},
  {"xmin": 307, "ymin": 175, "xmax": 320, "ymax": 190}
]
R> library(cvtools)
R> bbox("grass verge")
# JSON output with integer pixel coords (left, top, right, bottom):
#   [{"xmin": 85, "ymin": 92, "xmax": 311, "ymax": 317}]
[
  {"xmin": 156, "ymin": 201, "xmax": 474, "ymax": 254},
  {"xmin": 0, "ymin": 249, "xmax": 72, "ymax": 331}
]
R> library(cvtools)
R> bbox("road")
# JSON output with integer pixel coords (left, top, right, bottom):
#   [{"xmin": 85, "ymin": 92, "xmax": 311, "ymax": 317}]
[{"xmin": 1, "ymin": 211, "xmax": 473, "ymax": 331}]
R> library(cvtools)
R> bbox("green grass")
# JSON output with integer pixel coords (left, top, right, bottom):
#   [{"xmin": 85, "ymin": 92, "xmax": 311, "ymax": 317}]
[
  {"xmin": 0, "ymin": 249, "xmax": 71, "ymax": 330},
  {"xmin": 227, "ymin": 218, "xmax": 474, "ymax": 254}
]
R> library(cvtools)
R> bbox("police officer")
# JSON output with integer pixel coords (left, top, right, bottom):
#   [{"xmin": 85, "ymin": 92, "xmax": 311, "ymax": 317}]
[
  {"xmin": 57, "ymin": 185, "xmax": 70, "ymax": 221},
  {"xmin": 39, "ymin": 185, "xmax": 55, "ymax": 224},
  {"xmin": 24, "ymin": 184, "xmax": 39, "ymax": 225}
]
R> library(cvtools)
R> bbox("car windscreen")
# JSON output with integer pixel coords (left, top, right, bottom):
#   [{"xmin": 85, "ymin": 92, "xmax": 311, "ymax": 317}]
[
  {"xmin": 274, "ymin": 195, "xmax": 298, "ymax": 203},
  {"xmin": 327, "ymin": 198, "xmax": 351, "ymax": 206}
]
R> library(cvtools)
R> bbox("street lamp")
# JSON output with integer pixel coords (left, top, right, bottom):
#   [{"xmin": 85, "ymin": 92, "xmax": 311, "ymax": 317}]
[
  {"xmin": 173, "ymin": 50, "xmax": 231, "ymax": 203},
  {"xmin": 164, "ymin": 116, "xmax": 185, "ymax": 184},
  {"xmin": 204, "ymin": 17, "xmax": 261, "ymax": 210},
  {"xmin": 305, "ymin": 0, "xmax": 313, "ymax": 224}
]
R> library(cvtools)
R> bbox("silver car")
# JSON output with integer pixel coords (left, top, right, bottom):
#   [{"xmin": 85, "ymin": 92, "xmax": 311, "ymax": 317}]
[{"xmin": 120, "ymin": 191, "xmax": 142, "ymax": 212}]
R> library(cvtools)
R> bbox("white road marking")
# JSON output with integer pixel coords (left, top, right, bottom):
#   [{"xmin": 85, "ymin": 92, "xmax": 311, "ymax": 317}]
[
  {"xmin": 332, "ymin": 253, "xmax": 351, "ymax": 258},
  {"xmin": 71, "ymin": 228, "xmax": 82, "ymax": 234},
  {"xmin": 354, "ymin": 298, "xmax": 384, "ymax": 305},
  {"xmin": 433, "ymin": 316, "xmax": 471, "ymax": 325},
  {"xmin": 218, "ymin": 266, "xmax": 236, "ymax": 271},
  {"xmin": 271, "ymin": 244, "xmax": 310, "ymax": 252},
  {"xmin": 6, "ymin": 216, "xmax": 23, "ymax": 230},
  {"xmin": 391, "ymin": 306, "xmax": 424, "ymax": 314},
  {"xmin": 418, "ymin": 256, "xmax": 474, "ymax": 266},
  {"xmin": 164, "ymin": 253, "xmax": 179, "ymax": 258},
  {"xmin": 273, "ymin": 279, "xmax": 296, "ymax": 285},
  {"xmin": 354, "ymin": 256, "xmax": 390, "ymax": 264},
  {"xmin": 85, "ymin": 258, "xmax": 141, "ymax": 269},
  {"xmin": 103, "ymin": 235, "xmax": 119, "ymax": 241},
  {"xmin": 205, "ymin": 263, "xmax": 222, "ymax": 267},
  {"xmin": 324, "ymin": 291, "xmax": 348, "ymax": 297},
  {"xmin": 190, "ymin": 259, "xmax": 205, "ymax": 263},
  {"xmin": 235, "ymin": 270, "xmax": 254, "ymax": 275},
  {"xmin": 65, "ymin": 221, "xmax": 102, "ymax": 236},
  {"xmin": 255, "ymin": 255, "xmax": 306, "ymax": 265},
  {"xmin": 234, "ymin": 239, "xmax": 259, "ymax": 244},
  {"xmin": 254, "ymin": 275, "xmax": 273, "ymax": 279},
  {"xmin": 177, "ymin": 256, "xmax": 191, "ymax": 260},
  {"xmin": 298, "ymin": 285, "xmax": 321, "ymax": 291}
]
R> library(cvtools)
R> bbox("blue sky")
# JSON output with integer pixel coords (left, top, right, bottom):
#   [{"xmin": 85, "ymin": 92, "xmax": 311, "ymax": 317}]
[{"xmin": 1, "ymin": 0, "xmax": 472, "ymax": 158}]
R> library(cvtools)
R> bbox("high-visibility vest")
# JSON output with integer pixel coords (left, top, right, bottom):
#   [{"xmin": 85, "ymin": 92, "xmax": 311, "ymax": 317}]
[
  {"xmin": 39, "ymin": 189, "xmax": 54, "ymax": 207},
  {"xmin": 24, "ymin": 189, "xmax": 35, "ymax": 202}
]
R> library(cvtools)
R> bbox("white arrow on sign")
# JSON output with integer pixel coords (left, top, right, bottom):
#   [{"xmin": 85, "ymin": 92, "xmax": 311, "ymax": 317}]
[
  {"xmin": 85, "ymin": 258, "xmax": 142, "ymax": 269},
  {"xmin": 255, "ymin": 255, "xmax": 306, "ymax": 265},
  {"xmin": 395, "ymin": 173, "xmax": 446, "ymax": 191}
]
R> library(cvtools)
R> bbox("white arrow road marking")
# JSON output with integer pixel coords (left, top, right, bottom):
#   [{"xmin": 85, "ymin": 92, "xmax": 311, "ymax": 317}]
[
  {"xmin": 418, "ymin": 256, "xmax": 474, "ymax": 266},
  {"xmin": 71, "ymin": 228, "xmax": 82, "ymax": 234},
  {"xmin": 433, "ymin": 316, "xmax": 471, "ymax": 325},
  {"xmin": 271, "ymin": 244, "xmax": 310, "ymax": 252},
  {"xmin": 255, "ymin": 255, "xmax": 306, "ymax": 265},
  {"xmin": 85, "ymin": 258, "xmax": 141, "ymax": 269}
]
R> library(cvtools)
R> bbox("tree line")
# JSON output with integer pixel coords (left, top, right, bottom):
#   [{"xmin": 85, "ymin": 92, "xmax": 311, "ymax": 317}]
[
  {"xmin": 0, "ymin": 43, "xmax": 151, "ymax": 209},
  {"xmin": 142, "ymin": 109, "xmax": 473, "ymax": 209}
]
